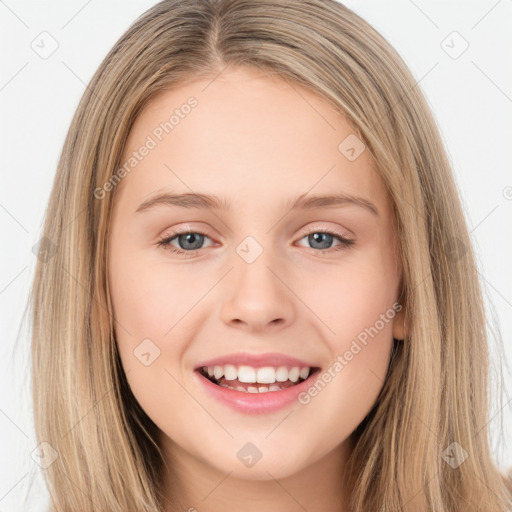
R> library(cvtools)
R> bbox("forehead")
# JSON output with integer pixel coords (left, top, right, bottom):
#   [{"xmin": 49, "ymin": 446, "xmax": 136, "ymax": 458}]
[{"xmin": 115, "ymin": 67, "xmax": 391, "ymax": 217}]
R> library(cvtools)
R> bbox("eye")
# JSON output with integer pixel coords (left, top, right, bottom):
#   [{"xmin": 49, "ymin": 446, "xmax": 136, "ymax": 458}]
[
  {"xmin": 157, "ymin": 228, "xmax": 214, "ymax": 257},
  {"xmin": 157, "ymin": 226, "xmax": 355, "ymax": 257},
  {"xmin": 295, "ymin": 227, "xmax": 355, "ymax": 253}
]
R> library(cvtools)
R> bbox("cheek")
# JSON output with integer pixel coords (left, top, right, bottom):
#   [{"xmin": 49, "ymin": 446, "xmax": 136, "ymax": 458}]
[
  {"xmin": 109, "ymin": 251, "xmax": 200, "ymax": 341},
  {"xmin": 292, "ymin": 258, "xmax": 396, "ymax": 423},
  {"xmin": 296, "ymin": 313, "xmax": 393, "ymax": 450},
  {"xmin": 296, "ymin": 251, "xmax": 398, "ymax": 343},
  {"xmin": 108, "ymin": 253, "xmax": 194, "ymax": 410}
]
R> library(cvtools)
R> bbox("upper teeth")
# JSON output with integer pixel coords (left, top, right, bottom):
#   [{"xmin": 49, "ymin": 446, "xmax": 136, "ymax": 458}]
[{"xmin": 205, "ymin": 365, "xmax": 310, "ymax": 383}]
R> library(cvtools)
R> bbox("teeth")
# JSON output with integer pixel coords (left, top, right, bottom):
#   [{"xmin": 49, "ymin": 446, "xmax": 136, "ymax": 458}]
[
  {"xmin": 220, "ymin": 382, "xmax": 288, "ymax": 393},
  {"xmin": 275, "ymin": 366, "xmax": 289, "ymax": 382},
  {"xmin": 224, "ymin": 364, "xmax": 237, "ymax": 380},
  {"xmin": 213, "ymin": 365, "xmax": 224, "ymax": 380},
  {"xmin": 202, "ymin": 364, "xmax": 312, "ymax": 384},
  {"xmin": 238, "ymin": 365, "xmax": 257, "ymax": 383},
  {"xmin": 257, "ymin": 366, "xmax": 277, "ymax": 384},
  {"xmin": 288, "ymin": 367, "xmax": 300, "ymax": 382}
]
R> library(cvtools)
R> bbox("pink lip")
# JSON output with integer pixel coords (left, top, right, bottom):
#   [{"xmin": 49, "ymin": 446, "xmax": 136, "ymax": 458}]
[
  {"xmin": 193, "ymin": 367, "xmax": 320, "ymax": 414},
  {"xmin": 194, "ymin": 351, "xmax": 318, "ymax": 370}
]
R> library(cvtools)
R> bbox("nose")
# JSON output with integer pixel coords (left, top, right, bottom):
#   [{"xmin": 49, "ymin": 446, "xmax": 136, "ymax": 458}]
[{"xmin": 220, "ymin": 253, "xmax": 296, "ymax": 332}]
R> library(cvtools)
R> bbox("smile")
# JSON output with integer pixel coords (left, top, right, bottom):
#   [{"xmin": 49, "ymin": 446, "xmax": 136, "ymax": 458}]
[
  {"xmin": 194, "ymin": 364, "xmax": 321, "ymax": 414},
  {"xmin": 198, "ymin": 364, "xmax": 317, "ymax": 393}
]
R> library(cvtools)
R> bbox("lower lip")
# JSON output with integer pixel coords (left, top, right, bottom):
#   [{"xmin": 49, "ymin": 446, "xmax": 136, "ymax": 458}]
[{"xmin": 193, "ymin": 369, "xmax": 319, "ymax": 414}]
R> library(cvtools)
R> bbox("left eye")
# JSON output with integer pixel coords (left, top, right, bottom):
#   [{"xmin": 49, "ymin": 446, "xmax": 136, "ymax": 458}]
[
  {"xmin": 157, "ymin": 229, "xmax": 355, "ymax": 256},
  {"xmin": 296, "ymin": 231, "xmax": 355, "ymax": 251}
]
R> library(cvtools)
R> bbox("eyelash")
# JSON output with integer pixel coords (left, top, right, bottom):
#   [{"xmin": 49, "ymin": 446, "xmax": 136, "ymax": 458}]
[{"xmin": 156, "ymin": 226, "xmax": 355, "ymax": 257}]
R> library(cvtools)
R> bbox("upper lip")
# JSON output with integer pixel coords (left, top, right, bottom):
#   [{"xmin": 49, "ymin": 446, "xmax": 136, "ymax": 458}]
[{"xmin": 194, "ymin": 352, "xmax": 320, "ymax": 370}]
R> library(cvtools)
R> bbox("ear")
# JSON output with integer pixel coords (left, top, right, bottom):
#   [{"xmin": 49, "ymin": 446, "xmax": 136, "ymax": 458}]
[
  {"xmin": 392, "ymin": 276, "xmax": 407, "ymax": 341},
  {"xmin": 392, "ymin": 299, "xmax": 407, "ymax": 341}
]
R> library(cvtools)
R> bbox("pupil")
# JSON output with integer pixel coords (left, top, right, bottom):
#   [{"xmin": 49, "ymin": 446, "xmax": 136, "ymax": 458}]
[
  {"xmin": 310, "ymin": 232, "xmax": 332, "ymax": 249},
  {"xmin": 179, "ymin": 233, "xmax": 203, "ymax": 250}
]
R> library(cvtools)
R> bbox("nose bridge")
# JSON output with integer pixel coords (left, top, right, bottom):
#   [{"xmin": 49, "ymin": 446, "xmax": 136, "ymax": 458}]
[
  {"xmin": 233, "ymin": 234, "xmax": 283, "ymax": 302},
  {"xmin": 219, "ymin": 234, "xmax": 296, "ymax": 330}
]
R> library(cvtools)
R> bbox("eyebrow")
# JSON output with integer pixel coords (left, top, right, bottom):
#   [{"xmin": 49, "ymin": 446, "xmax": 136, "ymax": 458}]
[{"xmin": 135, "ymin": 191, "xmax": 379, "ymax": 217}]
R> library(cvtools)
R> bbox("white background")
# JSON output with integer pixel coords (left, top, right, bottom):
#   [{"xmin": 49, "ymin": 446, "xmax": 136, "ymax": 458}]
[{"xmin": 1, "ymin": 0, "xmax": 511, "ymax": 509}]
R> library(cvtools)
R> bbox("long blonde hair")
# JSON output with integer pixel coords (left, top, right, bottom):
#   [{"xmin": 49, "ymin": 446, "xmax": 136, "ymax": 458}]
[{"xmin": 28, "ymin": 0, "xmax": 512, "ymax": 510}]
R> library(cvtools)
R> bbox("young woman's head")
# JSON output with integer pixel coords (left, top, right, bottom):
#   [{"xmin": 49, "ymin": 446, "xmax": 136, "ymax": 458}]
[{"xmin": 30, "ymin": 1, "xmax": 511, "ymax": 511}]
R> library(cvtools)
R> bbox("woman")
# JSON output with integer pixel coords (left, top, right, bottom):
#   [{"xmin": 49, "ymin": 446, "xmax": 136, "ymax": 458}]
[{"xmin": 29, "ymin": 1, "xmax": 512, "ymax": 510}]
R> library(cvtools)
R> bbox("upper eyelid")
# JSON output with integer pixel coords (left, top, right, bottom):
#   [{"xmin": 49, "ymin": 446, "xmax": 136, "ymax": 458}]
[
  {"xmin": 163, "ymin": 219, "xmax": 353, "ymax": 236},
  {"xmin": 161, "ymin": 224, "xmax": 353, "ymax": 246}
]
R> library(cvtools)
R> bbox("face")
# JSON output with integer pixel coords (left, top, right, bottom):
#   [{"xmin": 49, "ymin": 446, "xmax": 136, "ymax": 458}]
[{"xmin": 107, "ymin": 66, "xmax": 405, "ymax": 483}]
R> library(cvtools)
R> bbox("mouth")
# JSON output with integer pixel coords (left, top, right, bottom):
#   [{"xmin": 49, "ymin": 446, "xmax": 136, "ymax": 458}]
[{"xmin": 196, "ymin": 365, "xmax": 321, "ymax": 394}]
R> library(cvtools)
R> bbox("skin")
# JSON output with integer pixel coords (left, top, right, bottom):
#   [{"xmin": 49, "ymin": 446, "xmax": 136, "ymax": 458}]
[{"xmin": 108, "ymin": 66, "xmax": 407, "ymax": 512}]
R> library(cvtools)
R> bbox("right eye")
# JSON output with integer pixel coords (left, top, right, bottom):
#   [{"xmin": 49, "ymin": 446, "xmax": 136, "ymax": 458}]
[{"xmin": 157, "ymin": 229, "xmax": 215, "ymax": 256}]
